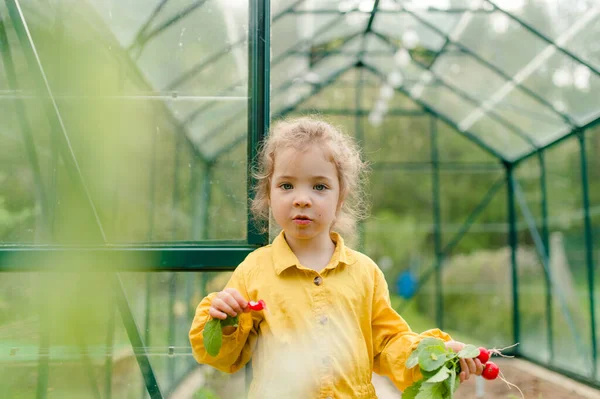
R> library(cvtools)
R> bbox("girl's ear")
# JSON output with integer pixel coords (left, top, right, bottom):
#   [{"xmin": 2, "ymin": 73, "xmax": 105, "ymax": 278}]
[{"xmin": 336, "ymin": 197, "xmax": 345, "ymax": 213}]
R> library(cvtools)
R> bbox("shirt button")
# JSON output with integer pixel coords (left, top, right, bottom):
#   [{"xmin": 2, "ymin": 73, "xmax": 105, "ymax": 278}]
[
  {"xmin": 313, "ymin": 276, "xmax": 323, "ymax": 286},
  {"xmin": 319, "ymin": 315, "xmax": 328, "ymax": 325}
]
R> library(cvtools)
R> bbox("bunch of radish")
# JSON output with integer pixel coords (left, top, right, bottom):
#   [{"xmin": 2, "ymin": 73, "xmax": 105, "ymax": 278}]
[
  {"xmin": 477, "ymin": 347, "xmax": 500, "ymax": 380},
  {"xmin": 403, "ymin": 339, "xmax": 523, "ymax": 399}
]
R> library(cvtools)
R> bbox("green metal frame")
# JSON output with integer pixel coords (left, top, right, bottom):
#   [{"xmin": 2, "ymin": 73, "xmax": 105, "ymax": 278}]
[
  {"xmin": 0, "ymin": 0, "xmax": 270, "ymax": 398},
  {"xmin": 1, "ymin": 0, "xmax": 599, "ymax": 394}
]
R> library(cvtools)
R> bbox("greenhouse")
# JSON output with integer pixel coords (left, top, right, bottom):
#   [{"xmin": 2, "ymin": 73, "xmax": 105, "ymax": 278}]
[{"xmin": 0, "ymin": 0, "xmax": 599, "ymax": 397}]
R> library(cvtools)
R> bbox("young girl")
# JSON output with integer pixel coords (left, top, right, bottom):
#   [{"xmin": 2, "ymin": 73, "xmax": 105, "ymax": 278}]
[{"xmin": 189, "ymin": 117, "xmax": 483, "ymax": 398}]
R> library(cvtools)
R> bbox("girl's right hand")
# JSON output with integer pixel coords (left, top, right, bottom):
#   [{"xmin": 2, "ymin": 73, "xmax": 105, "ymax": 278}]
[{"xmin": 209, "ymin": 288, "xmax": 249, "ymax": 320}]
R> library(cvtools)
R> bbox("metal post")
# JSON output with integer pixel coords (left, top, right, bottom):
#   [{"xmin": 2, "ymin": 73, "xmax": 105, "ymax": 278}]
[
  {"xmin": 578, "ymin": 130, "xmax": 597, "ymax": 378},
  {"xmin": 171, "ymin": 134, "xmax": 181, "ymax": 239},
  {"xmin": 247, "ymin": 0, "xmax": 270, "ymax": 246},
  {"xmin": 104, "ymin": 296, "xmax": 116, "ymax": 399},
  {"xmin": 506, "ymin": 162, "xmax": 520, "ymax": 348},
  {"xmin": 430, "ymin": 116, "xmax": 443, "ymax": 329},
  {"xmin": 167, "ymin": 273, "xmax": 177, "ymax": 387},
  {"xmin": 538, "ymin": 151, "xmax": 553, "ymax": 363},
  {"xmin": 356, "ymin": 66, "xmax": 365, "ymax": 252}
]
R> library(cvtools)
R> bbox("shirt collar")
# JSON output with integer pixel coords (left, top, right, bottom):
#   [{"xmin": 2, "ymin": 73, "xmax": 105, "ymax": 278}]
[{"xmin": 272, "ymin": 230, "xmax": 357, "ymax": 275}]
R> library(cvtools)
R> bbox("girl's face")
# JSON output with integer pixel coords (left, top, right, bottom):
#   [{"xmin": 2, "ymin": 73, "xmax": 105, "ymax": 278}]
[{"xmin": 269, "ymin": 144, "xmax": 341, "ymax": 246}]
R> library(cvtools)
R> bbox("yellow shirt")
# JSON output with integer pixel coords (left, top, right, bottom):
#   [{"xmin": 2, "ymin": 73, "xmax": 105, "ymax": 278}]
[{"xmin": 189, "ymin": 231, "xmax": 451, "ymax": 398}]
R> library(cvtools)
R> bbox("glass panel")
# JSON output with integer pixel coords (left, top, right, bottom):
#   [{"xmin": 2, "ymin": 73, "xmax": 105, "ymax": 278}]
[
  {"xmin": 272, "ymin": 82, "xmax": 314, "ymax": 115},
  {"xmin": 437, "ymin": 119, "xmax": 498, "ymax": 163},
  {"xmin": 457, "ymin": 10, "xmax": 548, "ymax": 77},
  {"xmin": 410, "ymin": 9, "xmax": 462, "ymax": 37},
  {"xmin": 363, "ymin": 116, "xmax": 432, "ymax": 162},
  {"xmin": 440, "ymin": 169, "xmax": 510, "ymax": 348},
  {"xmin": 498, "ymin": 0, "xmax": 596, "ymax": 52},
  {"xmin": 272, "ymin": 13, "xmax": 342, "ymax": 61},
  {"xmin": 366, "ymin": 168, "xmax": 437, "ymax": 330},
  {"xmin": 0, "ymin": 6, "xmax": 57, "ymax": 244},
  {"xmin": 295, "ymin": 71, "xmax": 357, "ymax": 111},
  {"xmin": 545, "ymin": 138, "xmax": 593, "ymax": 377},
  {"xmin": 468, "ymin": 115, "xmax": 534, "ymax": 160},
  {"xmin": 418, "ymin": 84, "xmax": 475, "ymax": 122},
  {"xmin": 4, "ymin": 0, "xmax": 249, "ymax": 243},
  {"xmin": 514, "ymin": 157, "xmax": 551, "ymax": 363},
  {"xmin": 521, "ymin": 51, "xmax": 600, "ymax": 126},
  {"xmin": 272, "ymin": 0, "xmax": 301, "ymax": 16},
  {"xmin": 363, "ymin": 55, "xmax": 430, "ymax": 90},
  {"xmin": 565, "ymin": 13, "xmax": 600, "ymax": 72},
  {"xmin": 494, "ymin": 88, "xmax": 570, "ymax": 148},
  {"xmin": 374, "ymin": 13, "xmax": 446, "ymax": 52},
  {"xmin": 271, "ymin": 56, "xmax": 308, "ymax": 88},
  {"xmin": 432, "ymin": 53, "xmax": 507, "ymax": 103}
]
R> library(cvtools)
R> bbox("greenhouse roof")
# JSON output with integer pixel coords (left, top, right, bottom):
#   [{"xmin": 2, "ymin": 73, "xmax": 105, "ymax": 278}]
[{"xmin": 4, "ymin": 0, "xmax": 600, "ymax": 164}]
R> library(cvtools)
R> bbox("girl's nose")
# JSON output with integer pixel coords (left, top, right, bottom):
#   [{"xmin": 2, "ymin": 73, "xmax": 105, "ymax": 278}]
[{"xmin": 293, "ymin": 194, "xmax": 311, "ymax": 207}]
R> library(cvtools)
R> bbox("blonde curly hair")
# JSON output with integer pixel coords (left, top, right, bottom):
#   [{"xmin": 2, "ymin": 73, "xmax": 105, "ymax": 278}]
[{"xmin": 250, "ymin": 116, "xmax": 370, "ymax": 243}]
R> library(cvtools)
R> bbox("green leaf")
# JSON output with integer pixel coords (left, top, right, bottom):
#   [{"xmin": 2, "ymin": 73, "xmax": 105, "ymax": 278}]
[
  {"xmin": 203, "ymin": 318, "xmax": 222, "ymax": 357},
  {"xmin": 220, "ymin": 315, "xmax": 239, "ymax": 328},
  {"xmin": 418, "ymin": 346, "xmax": 448, "ymax": 371},
  {"xmin": 417, "ymin": 337, "xmax": 446, "ymax": 351},
  {"xmin": 415, "ymin": 382, "xmax": 447, "ymax": 399},
  {"xmin": 420, "ymin": 367, "xmax": 441, "ymax": 379},
  {"xmin": 401, "ymin": 380, "xmax": 422, "ymax": 399},
  {"xmin": 444, "ymin": 368, "xmax": 458, "ymax": 398},
  {"xmin": 406, "ymin": 348, "xmax": 420, "ymax": 369},
  {"xmin": 427, "ymin": 366, "xmax": 451, "ymax": 383},
  {"xmin": 457, "ymin": 344, "xmax": 480, "ymax": 359}
]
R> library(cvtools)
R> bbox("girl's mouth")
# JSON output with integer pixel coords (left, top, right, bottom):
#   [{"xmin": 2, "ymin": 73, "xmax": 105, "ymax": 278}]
[{"xmin": 293, "ymin": 216, "xmax": 312, "ymax": 225}]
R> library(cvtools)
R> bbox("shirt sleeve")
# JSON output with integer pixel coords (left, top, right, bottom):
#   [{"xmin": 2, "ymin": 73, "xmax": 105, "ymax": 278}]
[
  {"xmin": 189, "ymin": 263, "xmax": 259, "ymax": 374},
  {"xmin": 371, "ymin": 267, "xmax": 452, "ymax": 391}
]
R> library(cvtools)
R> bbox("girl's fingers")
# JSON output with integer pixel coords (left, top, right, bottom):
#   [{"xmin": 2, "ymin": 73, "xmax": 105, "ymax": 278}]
[
  {"xmin": 218, "ymin": 292, "xmax": 243, "ymax": 315},
  {"xmin": 475, "ymin": 359, "xmax": 484, "ymax": 375},
  {"xmin": 208, "ymin": 307, "xmax": 228, "ymax": 320},
  {"xmin": 460, "ymin": 358, "xmax": 470, "ymax": 381},
  {"xmin": 213, "ymin": 297, "xmax": 237, "ymax": 317},
  {"xmin": 467, "ymin": 358, "xmax": 477, "ymax": 375},
  {"xmin": 225, "ymin": 288, "xmax": 248, "ymax": 310}
]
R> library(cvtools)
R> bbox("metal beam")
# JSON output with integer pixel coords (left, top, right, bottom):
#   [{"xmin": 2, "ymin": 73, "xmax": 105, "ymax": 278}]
[
  {"xmin": 180, "ymin": 14, "xmax": 353, "ymax": 129},
  {"xmin": 404, "ymin": 8, "xmax": 576, "ymax": 128},
  {"xmin": 131, "ymin": 0, "xmax": 210, "ymax": 51},
  {"xmin": 515, "ymin": 114, "xmax": 600, "ymax": 164},
  {"xmin": 309, "ymin": 108, "xmax": 426, "ymax": 116},
  {"xmin": 371, "ymin": 31, "xmax": 539, "ymax": 152},
  {"xmin": 430, "ymin": 116, "xmax": 443, "ymax": 329},
  {"xmin": 458, "ymin": 2, "xmax": 600, "ymax": 132},
  {"xmin": 579, "ymin": 131, "xmax": 597, "ymax": 378},
  {"xmin": 214, "ymin": 63, "xmax": 357, "ymax": 160},
  {"xmin": 486, "ymin": 0, "xmax": 600, "ymax": 77},
  {"xmin": 506, "ymin": 163, "xmax": 520, "ymax": 349},
  {"xmin": 0, "ymin": 245, "xmax": 258, "ymax": 271},
  {"xmin": 363, "ymin": 62, "xmax": 508, "ymax": 162},
  {"xmin": 164, "ymin": 0, "xmax": 310, "ymax": 92}
]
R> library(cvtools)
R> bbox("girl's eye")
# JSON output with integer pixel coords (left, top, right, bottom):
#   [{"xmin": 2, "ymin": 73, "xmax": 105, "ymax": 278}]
[
  {"xmin": 280, "ymin": 183, "xmax": 293, "ymax": 190},
  {"xmin": 314, "ymin": 184, "xmax": 327, "ymax": 191}
]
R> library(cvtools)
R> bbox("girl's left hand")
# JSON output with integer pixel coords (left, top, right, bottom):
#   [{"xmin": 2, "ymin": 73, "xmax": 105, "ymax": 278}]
[{"xmin": 444, "ymin": 340, "xmax": 484, "ymax": 383}]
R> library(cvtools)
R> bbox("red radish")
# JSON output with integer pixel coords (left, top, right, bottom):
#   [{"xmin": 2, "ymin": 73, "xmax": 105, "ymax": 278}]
[
  {"xmin": 477, "ymin": 347, "xmax": 490, "ymax": 363},
  {"xmin": 247, "ymin": 299, "xmax": 266, "ymax": 311},
  {"xmin": 482, "ymin": 361, "xmax": 500, "ymax": 380}
]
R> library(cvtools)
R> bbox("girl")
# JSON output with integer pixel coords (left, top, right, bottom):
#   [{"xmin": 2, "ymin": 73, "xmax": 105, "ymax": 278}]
[{"xmin": 189, "ymin": 117, "xmax": 483, "ymax": 398}]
